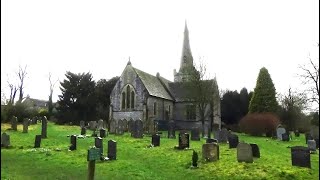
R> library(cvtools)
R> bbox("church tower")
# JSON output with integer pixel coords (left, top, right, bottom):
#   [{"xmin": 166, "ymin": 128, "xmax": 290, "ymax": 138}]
[{"xmin": 174, "ymin": 21, "xmax": 197, "ymax": 82}]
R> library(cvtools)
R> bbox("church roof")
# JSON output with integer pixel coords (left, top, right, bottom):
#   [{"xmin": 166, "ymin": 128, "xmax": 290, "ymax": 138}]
[{"xmin": 133, "ymin": 67, "xmax": 173, "ymax": 101}]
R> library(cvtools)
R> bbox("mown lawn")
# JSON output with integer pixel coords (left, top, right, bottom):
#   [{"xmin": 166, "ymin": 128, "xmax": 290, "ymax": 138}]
[{"xmin": 1, "ymin": 122, "xmax": 319, "ymax": 180}]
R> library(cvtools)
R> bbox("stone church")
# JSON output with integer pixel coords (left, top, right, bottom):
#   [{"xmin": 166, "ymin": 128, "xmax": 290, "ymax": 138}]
[{"xmin": 109, "ymin": 22, "xmax": 221, "ymax": 132}]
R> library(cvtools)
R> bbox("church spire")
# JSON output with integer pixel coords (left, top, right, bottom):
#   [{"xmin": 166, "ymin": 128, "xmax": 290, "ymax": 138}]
[{"xmin": 179, "ymin": 20, "xmax": 194, "ymax": 72}]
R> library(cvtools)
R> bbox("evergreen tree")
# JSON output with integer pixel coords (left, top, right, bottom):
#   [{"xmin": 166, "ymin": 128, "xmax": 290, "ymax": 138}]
[{"xmin": 249, "ymin": 67, "xmax": 278, "ymax": 113}]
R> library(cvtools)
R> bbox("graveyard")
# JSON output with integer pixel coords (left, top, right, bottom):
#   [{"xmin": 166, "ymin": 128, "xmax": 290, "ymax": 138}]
[{"xmin": 1, "ymin": 122, "xmax": 319, "ymax": 180}]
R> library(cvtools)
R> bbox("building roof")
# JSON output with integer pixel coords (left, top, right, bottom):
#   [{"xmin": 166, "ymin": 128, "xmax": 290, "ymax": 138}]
[{"xmin": 132, "ymin": 67, "xmax": 174, "ymax": 101}]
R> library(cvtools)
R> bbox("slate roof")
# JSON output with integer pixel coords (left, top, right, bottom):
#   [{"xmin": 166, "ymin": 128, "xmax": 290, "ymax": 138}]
[
  {"xmin": 168, "ymin": 82, "xmax": 194, "ymax": 102},
  {"xmin": 133, "ymin": 67, "xmax": 173, "ymax": 101}
]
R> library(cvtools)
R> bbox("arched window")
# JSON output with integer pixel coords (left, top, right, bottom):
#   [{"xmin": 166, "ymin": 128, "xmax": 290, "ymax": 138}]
[
  {"xmin": 126, "ymin": 85, "xmax": 130, "ymax": 109},
  {"xmin": 131, "ymin": 91, "xmax": 135, "ymax": 109},
  {"xmin": 121, "ymin": 92, "xmax": 126, "ymax": 110}
]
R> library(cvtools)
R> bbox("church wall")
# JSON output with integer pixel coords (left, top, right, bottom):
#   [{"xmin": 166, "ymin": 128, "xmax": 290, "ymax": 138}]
[{"xmin": 146, "ymin": 96, "xmax": 173, "ymax": 121}]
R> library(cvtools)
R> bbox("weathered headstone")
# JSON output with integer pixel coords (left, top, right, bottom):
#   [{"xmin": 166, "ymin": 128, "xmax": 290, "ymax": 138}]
[
  {"xmin": 203, "ymin": 124, "xmax": 209, "ymax": 138},
  {"xmin": 89, "ymin": 121, "xmax": 97, "ymax": 131},
  {"xmin": 237, "ymin": 142, "xmax": 253, "ymax": 163},
  {"xmin": 219, "ymin": 128, "xmax": 229, "ymax": 143},
  {"xmin": 191, "ymin": 129, "xmax": 200, "ymax": 141},
  {"xmin": 291, "ymin": 146, "xmax": 311, "ymax": 168},
  {"xmin": 277, "ymin": 127, "xmax": 286, "ymax": 140},
  {"xmin": 100, "ymin": 128, "xmax": 106, "ymax": 138},
  {"xmin": 97, "ymin": 119, "xmax": 104, "ymax": 130},
  {"xmin": 310, "ymin": 126, "xmax": 319, "ymax": 139},
  {"xmin": 116, "ymin": 119, "xmax": 124, "ymax": 135},
  {"xmin": 152, "ymin": 134, "xmax": 160, "ymax": 147},
  {"xmin": 109, "ymin": 119, "xmax": 116, "ymax": 134},
  {"xmin": 228, "ymin": 134, "xmax": 239, "ymax": 149},
  {"xmin": 80, "ymin": 121, "xmax": 85, "ymax": 128},
  {"xmin": 34, "ymin": 135, "xmax": 41, "ymax": 148},
  {"xmin": 133, "ymin": 119, "xmax": 143, "ymax": 138},
  {"xmin": 168, "ymin": 121, "xmax": 176, "ymax": 139},
  {"xmin": 95, "ymin": 137, "xmax": 103, "ymax": 157},
  {"xmin": 305, "ymin": 133, "xmax": 313, "ymax": 144},
  {"xmin": 128, "ymin": 119, "xmax": 134, "ymax": 133},
  {"xmin": 213, "ymin": 130, "xmax": 220, "ymax": 141},
  {"xmin": 81, "ymin": 127, "xmax": 86, "ymax": 135},
  {"xmin": 206, "ymin": 138, "xmax": 218, "ymax": 144},
  {"xmin": 123, "ymin": 119, "xmax": 128, "ymax": 132},
  {"xmin": 69, "ymin": 135, "xmax": 77, "ymax": 151},
  {"xmin": 11, "ymin": 116, "xmax": 17, "ymax": 131},
  {"xmin": 41, "ymin": 116, "xmax": 48, "ymax": 138},
  {"xmin": 23, "ymin": 118, "xmax": 29, "ymax": 133},
  {"xmin": 178, "ymin": 133, "xmax": 190, "ymax": 149},
  {"xmin": 250, "ymin": 143, "xmax": 260, "ymax": 158},
  {"xmin": 282, "ymin": 133, "xmax": 290, "ymax": 141},
  {"xmin": 107, "ymin": 140, "xmax": 117, "ymax": 160},
  {"xmin": 1, "ymin": 133, "xmax": 10, "ymax": 148},
  {"xmin": 308, "ymin": 140, "xmax": 317, "ymax": 152},
  {"xmin": 202, "ymin": 143, "xmax": 219, "ymax": 162}
]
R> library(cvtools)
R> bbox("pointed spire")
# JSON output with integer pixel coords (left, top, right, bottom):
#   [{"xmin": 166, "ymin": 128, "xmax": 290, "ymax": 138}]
[
  {"xmin": 179, "ymin": 20, "xmax": 193, "ymax": 72},
  {"xmin": 127, "ymin": 56, "xmax": 131, "ymax": 65}
]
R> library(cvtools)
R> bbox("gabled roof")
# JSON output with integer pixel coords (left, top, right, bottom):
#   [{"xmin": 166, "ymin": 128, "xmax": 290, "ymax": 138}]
[{"xmin": 132, "ymin": 67, "xmax": 173, "ymax": 101}]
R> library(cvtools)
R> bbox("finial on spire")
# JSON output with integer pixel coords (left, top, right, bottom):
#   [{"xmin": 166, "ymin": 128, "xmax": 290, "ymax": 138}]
[{"xmin": 127, "ymin": 56, "xmax": 131, "ymax": 65}]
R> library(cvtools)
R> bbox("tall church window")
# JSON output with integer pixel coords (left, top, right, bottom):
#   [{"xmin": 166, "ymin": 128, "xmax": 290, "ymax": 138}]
[
  {"xmin": 153, "ymin": 102, "xmax": 157, "ymax": 116},
  {"xmin": 186, "ymin": 105, "xmax": 196, "ymax": 120},
  {"xmin": 131, "ymin": 91, "xmax": 135, "ymax": 109},
  {"xmin": 126, "ymin": 85, "xmax": 130, "ymax": 109},
  {"xmin": 121, "ymin": 92, "xmax": 126, "ymax": 110}
]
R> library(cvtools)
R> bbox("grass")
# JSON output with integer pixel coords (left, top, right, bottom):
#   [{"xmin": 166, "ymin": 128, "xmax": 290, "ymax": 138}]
[{"xmin": 1, "ymin": 122, "xmax": 319, "ymax": 180}]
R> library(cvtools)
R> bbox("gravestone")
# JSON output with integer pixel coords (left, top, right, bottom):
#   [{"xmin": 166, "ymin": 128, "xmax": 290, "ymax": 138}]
[
  {"xmin": 107, "ymin": 140, "xmax": 117, "ymax": 160},
  {"xmin": 41, "ymin": 116, "xmax": 48, "ymax": 138},
  {"xmin": 128, "ymin": 119, "xmax": 134, "ymax": 133},
  {"xmin": 97, "ymin": 119, "xmax": 104, "ymax": 130},
  {"xmin": 133, "ymin": 119, "xmax": 143, "ymax": 138},
  {"xmin": 123, "ymin": 119, "xmax": 128, "ymax": 132},
  {"xmin": 152, "ymin": 134, "xmax": 160, "ymax": 147},
  {"xmin": 237, "ymin": 142, "xmax": 253, "ymax": 163},
  {"xmin": 1, "ymin": 133, "xmax": 10, "ymax": 148},
  {"xmin": 305, "ymin": 133, "xmax": 313, "ymax": 144},
  {"xmin": 228, "ymin": 134, "xmax": 239, "ymax": 149},
  {"xmin": 178, "ymin": 133, "xmax": 190, "ymax": 149},
  {"xmin": 206, "ymin": 138, "xmax": 218, "ymax": 144},
  {"xmin": 277, "ymin": 127, "xmax": 286, "ymax": 140},
  {"xmin": 310, "ymin": 126, "xmax": 319, "ymax": 139},
  {"xmin": 202, "ymin": 124, "xmax": 209, "ymax": 138},
  {"xmin": 95, "ymin": 137, "xmax": 103, "ymax": 157},
  {"xmin": 11, "ymin": 116, "xmax": 18, "ymax": 131},
  {"xmin": 192, "ymin": 150, "xmax": 198, "ymax": 167},
  {"xmin": 213, "ymin": 130, "xmax": 220, "ymax": 141},
  {"xmin": 250, "ymin": 143, "xmax": 260, "ymax": 158},
  {"xmin": 282, "ymin": 133, "xmax": 290, "ymax": 141},
  {"xmin": 168, "ymin": 121, "xmax": 176, "ymax": 139},
  {"xmin": 291, "ymin": 146, "xmax": 311, "ymax": 168},
  {"xmin": 154, "ymin": 121, "xmax": 159, "ymax": 133},
  {"xmin": 191, "ymin": 129, "xmax": 200, "ymax": 141},
  {"xmin": 69, "ymin": 135, "xmax": 77, "ymax": 151},
  {"xmin": 109, "ymin": 119, "xmax": 116, "ymax": 134},
  {"xmin": 100, "ymin": 128, "xmax": 107, "ymax": 138},
  {"xmin": 89, "ymin": 121, "xmax": 97, "ymax": 131},
  {"xmin": 294, "ymin": 130, "xmax": 300, "ymax": 137},
  {"xmin": 219, "ymin": 128, "xmax": 229, "ymax": 143},
  {"xmin": 81, "ymin": 127, "xmax": 86, "ymax": 135},
  {"xmin": 80, "ymin": 121, "xmax": 85, "ymax": 128},
  {"xmin": 23, "ymin": 118, "xmax": 29, "ymax": 133},
  {"xmin": 202, "ymin": 143, "xmax": 219, "ymax": 162},
  {"xmin": 308, "ymin": 140, "xmax": 317, "ymax": 152},
  {"xmin": 117, "ymin": 119, "xmax": 124, "ymax": 135},
  {"xmin": 34, "ymin": 135, "xmax": 41, "ymax": 148}
]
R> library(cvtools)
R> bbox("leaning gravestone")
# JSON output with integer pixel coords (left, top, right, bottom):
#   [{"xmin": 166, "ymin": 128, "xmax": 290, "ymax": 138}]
[
  {"xmin": 191, "ymin": 129, "xmax": 200, "ymax": 141},
  {"xmin": 109, "ymin": 119, "xmax": 116, "ymax": 134},
  {"xmin": 237, "ymin": 142, "xmax": 253, "ymax": 163},
  {"xmin": 41, "ymin": 116, "xmax": 48, "ymax": 138},
  {"xmin": 95, "ymin": 137, "xmax": 103, "ymax": 157},
  {"xmin": 34, "ymin": 135, "xmax": 41, "ymax": 148},
  {"xmin": 152, "ymin": 134, "xmax": 160, "ymax": 147},
  {"xmin": 178, "ymin": 133, "xmax": 190, "ymax": 149},
  {"xmin": 116, "ymin": 119, "xmax": 124, "ymax": 135},
  {"xmin": 69, "ymin": 135, "xmax": 77, "ymax": 151},
  {"xmin": 282, "ymin": 133, "xmax": 290, "ymax": 141},
  {"xmin": 250, "ymin": 144, "xmax": 260, "ymax": 158},
  {"xmin": 80, "ymin": 121, "xmax": 85, "ymax": 128},
  {"xmin": 206, "ymin": 138, "xmax": 218, "ymax": 144},
  {"xmin": 107, "ymin": 140, "xmax": 117, "ymax": 160},
  {"xmin": 228, "ymin": 134, "xmax": 239, "ymax": 149},
  {"xmin": 133, "ymin": 119, "xmax": 143, "ymax": 138},
  {"xmin": 100, "ymin": 128, "xmax": 107, "ymax": 138},
  {"xmin": 202, "ymin": 143, "xmax": 219, "ymax": 162},
  {"xmin": 308, "ymin": 140, "xmax": 317, "ymax": 152},
  {"xmin": 291, "ymin": 146, "xmax": 311, "ymax": 168},
  {"xmin": 81, "ymin": 127, "xmax": 86, "ymax": 135},
  {"xmin": 97, "ymin": 119, "xmax": 104, "ymax": 130},
  {"xmin": 23, "ymin": 118, "xmax": 29, "ymax": 133},
  {"xmin": 11, "ymin": 116, "xmax": 18, "ymax": 131},
  {"xmin": 168, "ymin": 121, "xmax": 176, "ymax": 139},
  {"xmin": 277, "ymin": 127, "xmax": 286, "ymax": 140},
  {"xmin": 1, "ymin": 132, "xmax": 10, "ymax": 148}
]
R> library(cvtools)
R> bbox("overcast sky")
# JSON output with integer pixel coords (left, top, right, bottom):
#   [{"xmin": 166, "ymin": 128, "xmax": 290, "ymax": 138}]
[{"xmin": 1, "ymin": 0, "xmax": 319, "ymax": 104}]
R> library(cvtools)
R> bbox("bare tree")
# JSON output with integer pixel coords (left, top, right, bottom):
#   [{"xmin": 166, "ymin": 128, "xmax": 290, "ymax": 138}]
[
  {"xmin": 6, "ymin": 73, "xmax": 19, "ymax": 105},
  {"xmin": 298, "ymin": 43, "xmax": 319, "ymax": 111},
  {"xmin": 17, "ymin": 65, "xmax": 28, "ymax": 103},
  {"xmin": 48, "ymin": 72, "xmax": 59, "ymax": 118}
]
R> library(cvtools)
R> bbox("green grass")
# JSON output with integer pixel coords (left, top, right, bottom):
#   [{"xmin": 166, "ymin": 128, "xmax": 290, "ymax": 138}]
[{"xmin": 1, "ymin": 122, "xmax": 319, "ymax": 180}]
